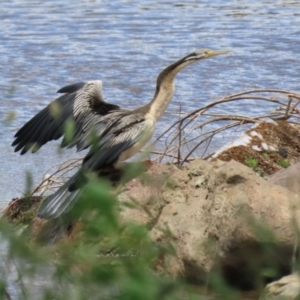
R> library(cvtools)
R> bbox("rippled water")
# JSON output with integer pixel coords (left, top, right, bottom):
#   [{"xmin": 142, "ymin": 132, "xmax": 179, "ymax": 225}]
[
  {"xmin": 1, "ymin": 0, "xmax": 300, "ymax": 204},
  {"xmin": 1, "ymin": 1, "xmax": 300, "ymax": 298}
]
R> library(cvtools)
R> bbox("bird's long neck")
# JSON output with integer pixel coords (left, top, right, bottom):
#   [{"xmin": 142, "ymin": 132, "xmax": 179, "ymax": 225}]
[{"xmin": 145, "ymin": 57, "xmax": 193, "ymax": 122}]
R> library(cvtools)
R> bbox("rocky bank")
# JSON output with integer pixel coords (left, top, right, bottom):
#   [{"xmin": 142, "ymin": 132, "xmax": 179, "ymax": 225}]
[{"xmin": 4, "ymin": 120, "xmax": 300, "ymax": 298}]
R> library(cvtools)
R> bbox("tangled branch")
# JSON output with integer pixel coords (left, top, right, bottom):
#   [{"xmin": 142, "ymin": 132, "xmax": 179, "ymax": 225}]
[
  {"xmin": 32, "ymin": 89, "xmax": 300, "ymax": 196},
  {"xmin": 31, "ymin": 158, "xmax": 82, "ymax": 197},
  {"xmin": 150, "ymin": 89, "xmax": 300, "ymax": 164}
]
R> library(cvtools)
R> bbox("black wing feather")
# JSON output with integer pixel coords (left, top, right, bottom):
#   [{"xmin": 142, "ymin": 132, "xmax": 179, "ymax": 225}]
[
  {"xmin": 12, "ymin": 81, "xmax": 121, "ymax": 154},
  {"xmin": 12, "ymin": 93, "xmax": 74, "ymax": 154},
  {"xmin": 14, "ymin": 111, "xmax": 53, "ymax": 153},
  {"xmin": 68, "ymin": 140, "xmax": 133, "ymax": 191},
  {"xmin": 57, "ymin": 82, "xmax": 86, "ymax": 94}
]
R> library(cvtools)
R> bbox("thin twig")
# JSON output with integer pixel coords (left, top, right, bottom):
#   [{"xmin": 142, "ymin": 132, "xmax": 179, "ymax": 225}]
[
  {"xmin": 30, "ymin": 89, "xmax": 300, "ymax": 195},
  {"xmin": 177, "ymin": 104, "xmax": 182, "ymax": 164}
]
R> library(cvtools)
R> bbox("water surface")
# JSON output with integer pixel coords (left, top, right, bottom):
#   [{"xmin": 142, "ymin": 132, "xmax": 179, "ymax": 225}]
[{"xmin": 1, "ymin": 0, "xmax": 300, "ymax": 204}]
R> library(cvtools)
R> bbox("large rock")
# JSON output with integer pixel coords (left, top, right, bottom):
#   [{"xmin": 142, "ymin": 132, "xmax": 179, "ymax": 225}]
[
  {"xmin": 4, "ymin": 158, "xmax": 300, "ymax": 288},
  {"xmin": 120, "ymin": 159, "xmax": 300, "ymax": 286},
  {"xmin": 269, "ymin": 162, "xmax": 300, "ymax": 195}
]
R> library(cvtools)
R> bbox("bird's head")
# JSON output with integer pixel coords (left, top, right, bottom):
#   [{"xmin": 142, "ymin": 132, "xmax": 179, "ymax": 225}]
[
  {"xmin": 157, "ymin": 48, "xmax": 231, "ymax": 83},
  {"xmin": 182, "ymin": 48, "xmax": 231, "ymax": 63},
  {"xmin": 155, "ymin": 48, "xmax": 231, "ymax": 97}
]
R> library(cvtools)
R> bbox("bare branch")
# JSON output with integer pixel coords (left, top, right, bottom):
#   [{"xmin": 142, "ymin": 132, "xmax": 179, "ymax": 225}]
[{"xmin": 30, "ymin": 88, "xmax": 300, "ymax": 194}]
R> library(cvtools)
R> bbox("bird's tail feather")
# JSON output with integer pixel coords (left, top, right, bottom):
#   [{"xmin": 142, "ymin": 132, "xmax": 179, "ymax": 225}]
[{"xmin": 37, "ymin": 177, "xmax": 81, "ymax": 219}]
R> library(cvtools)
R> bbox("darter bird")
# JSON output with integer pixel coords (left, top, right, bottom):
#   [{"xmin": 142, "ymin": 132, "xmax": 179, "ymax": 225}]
[{"xmin": 12, "ymin": 49, "xmax": 230, "ymax": 219}]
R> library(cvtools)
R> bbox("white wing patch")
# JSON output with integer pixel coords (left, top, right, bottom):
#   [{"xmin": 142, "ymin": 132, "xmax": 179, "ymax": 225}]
[
  {"xmin": 73, "ymin": 80, "xmax": 104, "ymax": 118},
  {"xmin": 117, "ymin": 118, "xmax": 155, "ymax": 164}
]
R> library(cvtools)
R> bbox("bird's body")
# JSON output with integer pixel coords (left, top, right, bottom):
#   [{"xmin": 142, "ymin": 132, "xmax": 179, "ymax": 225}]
[{"xmin": 12, "ymin": 49, "xmax": 230, "ymax": 219}]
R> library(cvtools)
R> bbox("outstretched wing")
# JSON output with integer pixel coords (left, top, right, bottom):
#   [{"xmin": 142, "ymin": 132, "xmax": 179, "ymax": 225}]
[
  {"xmin": 12, "ymin": 80, "xmax": 120, "ymax": 154},
  {"xmin": 37, "ymin": 112, "xmax": 155, "ymax": 219}
]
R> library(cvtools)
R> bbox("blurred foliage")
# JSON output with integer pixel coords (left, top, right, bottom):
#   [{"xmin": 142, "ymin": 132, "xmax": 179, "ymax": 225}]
[
  {"xmin": 0, "ymin": 158, "xmax": 293, "ymax": 300},
  {"xmin": 0, "ymin": 175, "xmax": 202, "ymax": 300}
]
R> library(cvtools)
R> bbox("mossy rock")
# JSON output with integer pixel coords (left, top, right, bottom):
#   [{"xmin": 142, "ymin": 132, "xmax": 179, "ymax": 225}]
[{"xmin": 2, "ymin": 196, "xmax": 42, "ymax": 226}]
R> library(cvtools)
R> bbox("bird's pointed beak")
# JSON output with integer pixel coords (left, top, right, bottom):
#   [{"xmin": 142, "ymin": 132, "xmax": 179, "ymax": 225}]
[
  {"xmin": 207, "ymin": 49, "xmax": 231, "ymax": 57},
  {"xmin": 184, "ymin": 49, "xmax": 231, "ymax": 62}
]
